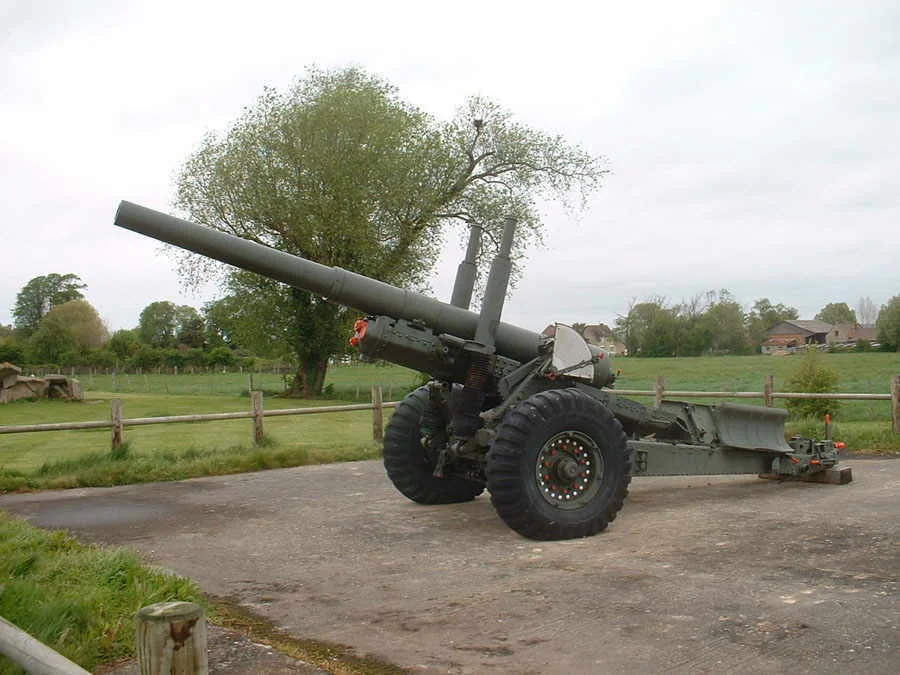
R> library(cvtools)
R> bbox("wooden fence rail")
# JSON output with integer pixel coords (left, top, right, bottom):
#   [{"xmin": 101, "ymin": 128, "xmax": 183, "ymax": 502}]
[
  {"xmin": 1, "ymin": 375, "xmax": 898, "ymax": 444},
  {"xmin": 623, "ymin": 374, "xmax": 899, "ymax": 433},
  {"xmin": 0, "ymin": 387, "xmax": 399, "ymax": 449}
]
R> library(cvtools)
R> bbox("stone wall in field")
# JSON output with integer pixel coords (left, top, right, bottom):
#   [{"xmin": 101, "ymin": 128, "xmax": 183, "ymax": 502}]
[{"xmin": 0, "ymin": 362, "xmax": 84, "ymax": 403}]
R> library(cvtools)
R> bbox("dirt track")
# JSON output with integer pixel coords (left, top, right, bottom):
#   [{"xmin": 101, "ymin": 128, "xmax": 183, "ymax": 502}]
[{"xmin": 1, "ymin": 458, "xmax": 897, "ymax": 674}]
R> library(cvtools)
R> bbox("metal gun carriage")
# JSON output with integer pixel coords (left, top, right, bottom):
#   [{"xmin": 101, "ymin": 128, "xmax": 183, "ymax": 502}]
[{"xmin": 114, "ymin": 201, "xmax": 847, "ymax": 540}]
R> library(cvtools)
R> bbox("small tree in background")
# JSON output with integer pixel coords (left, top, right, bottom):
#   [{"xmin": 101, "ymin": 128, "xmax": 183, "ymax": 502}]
[
  {"xmin": 13, "ymin": 273, "xmax": 86, "ymax": 337},
  {"xmin": 108, "ymin": 329, "xmax": 140, "ymax": 362},
  {"xmin": 0, "ymin": 338, "xmax": 25, "ymax": 365},
  {"xmin": 785, "ymin": 350, "xmax": 841, "ymax": 419},
  {"xmin": 746, "ymin": 298, "xmax": 799, "ymax": 348},
  {"xmin": 43, "ymin": 300, "xmax": 108, "ymax": 352},
  {"xmin": 875, "ymin": 295, "xmax": 900, "ymax": 351},
  {"xmin": 26, "ymin": 299, "xmax": 108, "ymax": 365},
  {"xmin": 815, "ymin": 302, "xmax": 856, "ymax": 325}
]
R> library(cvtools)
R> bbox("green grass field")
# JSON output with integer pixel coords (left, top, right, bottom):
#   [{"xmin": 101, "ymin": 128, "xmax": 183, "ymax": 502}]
[
  {"xmin": 0, "ymin": 355, "xmax": 897, "ymax": 492},
  {"xmin": 0, "ymin": 363, "xmax": 421, "ymax": 490},
  {"xmin": 611, "ymin": 352, "xmax": 897, "ymax": 397},
  {"xmin": 0, "ymin": 392, "xmax": 391, "ymax": 491},
  {"xmin": 74, "ymin": 362, "xmax": 420, "ymax": 400}
]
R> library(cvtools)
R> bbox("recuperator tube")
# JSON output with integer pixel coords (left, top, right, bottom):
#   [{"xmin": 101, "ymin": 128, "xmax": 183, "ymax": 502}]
[
  {"xmin": 450, "ymin": 224, "xmax": 481, "ymax": 310},
  {"xmin": 474, "ymin": 216, "xmax": 516, "ymax": 350}
]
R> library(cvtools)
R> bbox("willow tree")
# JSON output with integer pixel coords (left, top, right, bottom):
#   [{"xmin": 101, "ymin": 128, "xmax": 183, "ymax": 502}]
[{"xmin": 174, "ymin": 66, "xmax": 606, "ymax": 396}]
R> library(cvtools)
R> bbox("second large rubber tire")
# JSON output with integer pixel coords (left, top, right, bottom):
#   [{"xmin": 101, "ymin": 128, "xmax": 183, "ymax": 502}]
[
  {"xmin": 383, "ymin": 386, "xmax": 485, "ymax": 504},
  {"xmin": 485, "ymin": 388, "xmax": 631, "ymax": 540}
]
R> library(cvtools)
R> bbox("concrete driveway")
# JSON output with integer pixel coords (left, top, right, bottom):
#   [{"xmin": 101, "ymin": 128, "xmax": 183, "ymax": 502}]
[{"xmin": 1, "ymin": 458, "xmax": 897, "ymax": 674}]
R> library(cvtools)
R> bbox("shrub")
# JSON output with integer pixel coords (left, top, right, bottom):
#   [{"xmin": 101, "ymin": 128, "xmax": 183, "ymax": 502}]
[
  {"xmin": 128, "ymin": 345, "xmax": 164, "ymax": 371},
  {"xmin": 206, "ymin": 346, "xmax": 235, "ymax": 368},
  {"xmin": 0, "ymin": 338, "xmax": 25, "ymax": 364},
  {"xmin": 85, "ymin": 348, "xmax": 117, "ymax": 368},
  {"xmin": 785, "ymin": 351, "xmax": 841, "ymax": 419}
]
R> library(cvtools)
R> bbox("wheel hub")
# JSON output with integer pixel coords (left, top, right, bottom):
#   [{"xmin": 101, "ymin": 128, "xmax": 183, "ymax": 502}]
[
  {"xmin": 555, "ymin": 456, "xmax": 581, "ymax": 481},
  {"xmin": 535, "ymin": 431, "xmax": 604, "ymax": 509}
]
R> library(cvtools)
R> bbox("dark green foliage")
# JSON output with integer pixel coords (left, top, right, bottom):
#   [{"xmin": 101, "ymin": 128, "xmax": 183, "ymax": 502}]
[
  {"xmin": 12, "ymin": 273, "xmax": 86, "ymax": 336},
  {"xmin": 615, "ymin": 290, "xmax": 752, "ymax": 357},
  {"xmin": 615, "ymin": 300, "xmax": 679, "ymax": 356},
  {"xmin": 875, "ymin": 295, "xmax": 900, "ymax": 351},
  {"xmin": 108, "ymin": 329, "xmax": 140, "ymax": 361},
  {"xmin": 206, "ymin": 346, "xmax": 236, "ymax": 368},
  {"xmin": 174, "ymin": 306, "xmax": 205, "ymax": 348},
  {"xmin": 26, "ymin": 313, "xmax": 76, "ymax": 364},
  {"xmin": 137, "ymin": 300, "xmax": 178, "ymax": 347},
  {"xmin": 84, "ymin": 348, "xmax": 116, "ymax": 369},
  {"xmin": 0, "ymin": 338, "xmax": 25, "ymax": 364},
  {"xmin": 699, "ymin": 291, "xmax": 748, "ymax": 354},
  {"xmin": 816, "ymin": 302, "xmax": 857, "ymax": 325},
  {"xmin": 137, "ymin": 302, "xmax": 204, "ymax": 349},
  {"xmin": 785, "ymin": 350, "xmax": 841, "ymax": 419},
  {"xmin": 128, "ymin": 345, "xmax": 164, "ymax": 370}
]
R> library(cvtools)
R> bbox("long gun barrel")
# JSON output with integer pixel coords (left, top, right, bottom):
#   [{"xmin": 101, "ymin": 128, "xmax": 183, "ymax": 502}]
[{"xmin": 114, "ymin": 201, "xmax": 541, "ymax": 364}]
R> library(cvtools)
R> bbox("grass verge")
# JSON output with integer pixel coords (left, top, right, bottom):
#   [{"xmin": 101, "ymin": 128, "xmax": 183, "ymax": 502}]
[
  {"xmin": 0, "ymin": 513, "xmax": 404, "ymax": 675},
  {"xmin": 0, "ymin": 512, "xmax": 207, "ymax": 674},
  {"xmin": 0, "ymin": 436, "xmax": 383, "ymax": 493}
]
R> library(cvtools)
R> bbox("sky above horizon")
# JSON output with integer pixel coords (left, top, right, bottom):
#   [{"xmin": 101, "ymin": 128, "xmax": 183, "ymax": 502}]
[{"xmin": 1, "ymin": 0, "xmax": 897, "ymax": 335}]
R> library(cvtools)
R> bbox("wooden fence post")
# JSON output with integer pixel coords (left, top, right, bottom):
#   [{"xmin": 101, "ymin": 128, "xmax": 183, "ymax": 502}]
[
  {"xmin": 892, "ymin": 375, "xmax": 899, "ymax": 434},
  {"xmin": 251, "ymin": 391, "xmax": 264, "ymax": 444},
  {"xmin": 111, "ymin": 398, "xmax": 124, "ymax": 451},
  {"xmin": 764, "ymin": 375, "xmax": 774, "ymax": 407},
  {"xmin": 372, "ymin": 385, "xmax": 384, "ymax": 442},
  {"xmin": 136, "ymin": 601, "xmax": 207, "ymax": 675},
  {"xmin": 655, "ymin": 375, "xmax": 665, "ymax": 408}
]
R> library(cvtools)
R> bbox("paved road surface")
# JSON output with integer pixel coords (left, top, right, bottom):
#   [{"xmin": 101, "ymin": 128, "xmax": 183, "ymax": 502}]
[{"xmin": 1, "ymin": 459, "xmax": 897, "ymax": 674}]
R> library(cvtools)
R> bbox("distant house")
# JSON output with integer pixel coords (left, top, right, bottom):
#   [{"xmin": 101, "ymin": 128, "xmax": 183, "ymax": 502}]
[
  {"xmin": 762, "ymin": 320, "xmax": 832, "ymax": 354},
  {"xmin": 762, "ymin": 320, "xmax": 877, "ymax": 354},
  {"xmin": 827, "ymin": 323, "xmax": 877, "ymax": 345}
]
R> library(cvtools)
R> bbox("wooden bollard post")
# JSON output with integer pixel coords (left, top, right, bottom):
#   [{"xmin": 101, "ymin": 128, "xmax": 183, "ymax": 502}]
[
  {"xmin": 251, "ymin": 391, "xmax": 264, "ymax": 444},
  {"xmin": 137, "ymin": 601, "xmax": 207, "ymax": 675},
  {"xmin": 372, "ymin": 385, "xmax": 384, "ymax": 442},
  {"xmin": 892, "ymin": 374, "xmax": 900, "ymax": 434},
  {"xmin": 111, "ymin": 398, "xmax": 124, "ymax": 451},
  {"xmin": 655, "ymin": 375, "xmax": 665, "ymax": 408},
  {"xmin": 764, "ymin": 374, "xmax": 774, "ymax": 407}
]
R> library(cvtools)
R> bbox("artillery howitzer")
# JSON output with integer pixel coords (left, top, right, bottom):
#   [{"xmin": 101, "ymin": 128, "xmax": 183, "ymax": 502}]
[{"xmin": 114, "ymin": 202, "xmax": 848, "ymax": 540}]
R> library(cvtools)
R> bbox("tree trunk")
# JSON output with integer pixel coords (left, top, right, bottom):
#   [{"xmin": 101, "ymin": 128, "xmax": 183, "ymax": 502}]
[{"xmin": 286, "ymin": 358, "xmax": 329, "ymax": 397}]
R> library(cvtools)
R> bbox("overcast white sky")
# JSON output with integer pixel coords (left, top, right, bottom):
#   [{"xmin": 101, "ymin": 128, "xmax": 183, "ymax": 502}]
[{"xmin": 1, "ymin": 0, "xmax": 897, "ymax": 335}]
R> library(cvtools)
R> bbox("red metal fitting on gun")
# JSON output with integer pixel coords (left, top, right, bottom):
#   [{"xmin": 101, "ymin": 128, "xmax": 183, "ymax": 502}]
[{"xmin": 349, "ymin": 318, "xmax": 369, "ymax": 347}]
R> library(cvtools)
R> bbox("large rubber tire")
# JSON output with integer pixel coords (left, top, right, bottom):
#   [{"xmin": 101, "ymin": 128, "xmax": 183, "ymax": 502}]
[
  {"xmin": 383, "ymin": 386, "xmax": 485, "ymax": 504},
  {"xmin": 485, "ymin": 388, "xmax": 631, "ymax": 540}
]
